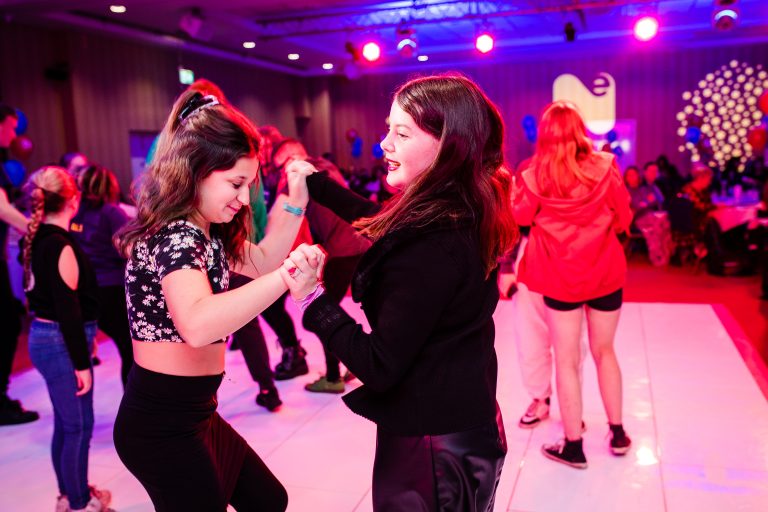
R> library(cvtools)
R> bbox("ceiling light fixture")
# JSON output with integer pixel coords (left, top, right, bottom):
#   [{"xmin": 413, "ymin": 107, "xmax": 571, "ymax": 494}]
[
  {"xmin": 110, "ymin": 5, "xmax": 126, "ymax": 14},
  {"xmin": 362, "ymin": 41, "xmax": 381, "ymax": 62},
  {"xmin": 242, "ymin": 41, "xmax": 255, "ymax": 49}
]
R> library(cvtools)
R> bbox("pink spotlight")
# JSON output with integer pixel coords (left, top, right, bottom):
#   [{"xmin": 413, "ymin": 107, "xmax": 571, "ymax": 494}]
[
  {"xmin": 475, "ymin": 33, "xmax": 494, "ymax": 54},
  {"xmin": 362, "ymin": 42, "xmax": 381, "ymax": 62},
  {"xmin": 634, "ymin": 16, "xmax": 659, "ymax": 42}
]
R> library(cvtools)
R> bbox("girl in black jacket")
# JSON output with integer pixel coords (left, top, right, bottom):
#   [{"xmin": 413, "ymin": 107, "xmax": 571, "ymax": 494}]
[{"xmin": 289, "ymin": 74, "xmax": 518, "ymax": 511}]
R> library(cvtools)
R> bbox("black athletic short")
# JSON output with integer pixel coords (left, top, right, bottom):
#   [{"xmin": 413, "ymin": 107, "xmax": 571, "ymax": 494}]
[{"xmin": 543, "ymin": 288, "xmax": 623, "ymax": 312}]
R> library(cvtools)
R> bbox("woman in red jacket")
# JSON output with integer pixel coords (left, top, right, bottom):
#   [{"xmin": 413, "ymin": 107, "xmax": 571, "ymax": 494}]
[{"xmin": 514, "ymin": 101, "xmax": 633, "ymax": 469}]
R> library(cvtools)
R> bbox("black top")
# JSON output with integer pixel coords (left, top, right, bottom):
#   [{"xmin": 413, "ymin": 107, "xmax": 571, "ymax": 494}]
[
  {"xmin": 0, "ymin": 149, "xmax": 13, "ymax": 259},
  {"xmin": 125, "ymin": 220, "xmax": 229, "ymax": 343},
  {"xmin": 70, "ymin": 201, "xmax": 129, "ymax": 287},
  {"xmin": 303, "ymin": 172, "xmax": 500, "ymax": 436},
  {"xmin": 25, "ymin": 224, "xmax": 99, "ymax": 370}
]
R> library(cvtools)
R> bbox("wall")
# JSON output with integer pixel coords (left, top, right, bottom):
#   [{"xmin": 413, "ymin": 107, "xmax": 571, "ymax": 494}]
[
  {"xmin": 322, "ymin": 42, "xmax": 768, "ymax": 173},
  {"xmin": 0, "ymin": 22, "xmax": 299, "ymax": 194}
]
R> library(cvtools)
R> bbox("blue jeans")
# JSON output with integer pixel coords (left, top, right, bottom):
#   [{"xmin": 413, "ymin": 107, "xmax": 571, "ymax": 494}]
[{"xmin": 28, "ymin": 320, "xmax": 97, "ymax": 509}]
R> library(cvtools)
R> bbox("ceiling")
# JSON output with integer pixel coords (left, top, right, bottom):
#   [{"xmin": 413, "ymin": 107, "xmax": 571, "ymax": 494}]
[{"xmin": 1, "ymin": 0, "xmax": 767, "ymax": 77}]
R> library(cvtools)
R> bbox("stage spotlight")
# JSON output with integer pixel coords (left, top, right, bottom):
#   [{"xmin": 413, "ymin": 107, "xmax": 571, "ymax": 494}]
[
  {"xmin": 712, "ymin": 0, "xmax": 739, "ymax": 31},
  {"xmin": 564, "ymin": 22, "xmax": 576, "ymax": 42},
  {"xmin": 362, "ymin": 42, "xmax": 381, "ymax": 62},
  {"xmin": 634, "ymin": 16, "xmax": 659, "ymax": 42},
  {"xmin": 396, "ymin": 27, "xmax": 417, "ymax": 58},
  {"xmin": 475, "ymin": 33, "xmax": 494, "ymax": 54}
]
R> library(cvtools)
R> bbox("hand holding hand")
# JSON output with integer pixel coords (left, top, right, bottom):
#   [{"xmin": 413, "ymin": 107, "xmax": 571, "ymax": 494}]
[{"xmin": 279, "ymin": 243, "xmax": 326, "ymax": 300}]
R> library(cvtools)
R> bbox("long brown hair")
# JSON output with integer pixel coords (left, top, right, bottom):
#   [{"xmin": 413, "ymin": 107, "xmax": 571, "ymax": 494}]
[
  {"xmin": 531, "ymin": 101, "xmax": 597, "ymax": 198},
  {"xmin": 115, "ymin": 89, "xmax": 260, "ymax": 263},
  {"xmin": 22, "ymin": 166, "xmax": 79, "ymax": 290},
  {"xmin": 356, "ymin": 74, "xmax": 518, "ymax": 276}
]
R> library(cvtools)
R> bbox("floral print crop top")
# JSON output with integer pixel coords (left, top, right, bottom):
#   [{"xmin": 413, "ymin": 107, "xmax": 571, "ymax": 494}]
[{"xmin": 125, "ymin": 220, "xmax": 229, "ymax": 343}]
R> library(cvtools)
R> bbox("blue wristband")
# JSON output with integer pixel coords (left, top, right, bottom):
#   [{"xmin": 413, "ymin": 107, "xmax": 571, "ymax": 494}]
[{"xmin": 282, "ymin": 202, "xmax": 305, "ymax": 217}]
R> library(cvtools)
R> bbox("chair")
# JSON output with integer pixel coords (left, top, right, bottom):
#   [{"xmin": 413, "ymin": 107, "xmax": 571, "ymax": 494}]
[{"xmin": 667, "ymin": 194, "xmax": 703, "ymax": 270}]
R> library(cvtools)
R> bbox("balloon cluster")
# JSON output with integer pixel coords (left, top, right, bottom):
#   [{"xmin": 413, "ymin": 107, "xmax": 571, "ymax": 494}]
[
  {"xmin": 5, "ymin": 109, "xmax": 32, "ymax": 187},
  {"xmin": 521, "ymin": 115, "xmax": 537, "ymax": 144},
  {"xmin": 605, "ymin": 129, "xmax": 624, "ymax": 158},
  {"xmin": 345, "ymin": 128, "xmax": 363, "ymax": 158},
  {"xmin": 747, "ymin": 91, "xmax": 768, "ymax": 152},
  {"xmin": 345, "ymin": 128, "xmax": 387, "ymax": 160}
]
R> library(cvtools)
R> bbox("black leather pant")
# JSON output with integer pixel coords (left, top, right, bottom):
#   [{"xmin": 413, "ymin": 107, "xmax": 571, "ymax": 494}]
[{"xmin": 372, "ymin": 409, "xmax": 506, "ymax": 512}]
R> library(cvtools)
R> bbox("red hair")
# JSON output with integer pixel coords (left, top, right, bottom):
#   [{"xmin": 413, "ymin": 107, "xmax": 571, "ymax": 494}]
[{"xmin": 531, "ymin": 101, "xmax": 597, "ymax": 198}]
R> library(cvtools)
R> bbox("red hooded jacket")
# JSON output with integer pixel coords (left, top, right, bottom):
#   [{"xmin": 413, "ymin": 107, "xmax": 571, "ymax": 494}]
[{"xmin": 514, "ymin": 152, "xmax": 632, "ymax": 303}]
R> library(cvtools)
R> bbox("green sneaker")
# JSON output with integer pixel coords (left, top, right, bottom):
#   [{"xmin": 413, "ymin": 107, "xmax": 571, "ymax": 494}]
[{"xmin": 304, "ymin": 376, "xmax": 345, "ymax": 394}]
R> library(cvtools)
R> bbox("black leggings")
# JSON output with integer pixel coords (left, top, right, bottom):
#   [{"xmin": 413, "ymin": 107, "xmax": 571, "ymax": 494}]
[
  {"xmin": 229, "ymin": 273, "xmax": 273, "ymax": 391},
  {"xmin": 96, "ymin": 285, "xmax": 133, "ymax": 385},
  {"xmin": 0, "ymin": 258, "xmax": 23, "ymax": 396},
  {"xmin": 114, "ymin": 364, "xmax": 287, "ymax": 512},
  {"xmin": 320, "ymin": 254, "xmax": 363, "ymax": 381},
  {"xmin": 543, "ymin": 288, "xmax": 623, "ymax": 312}
]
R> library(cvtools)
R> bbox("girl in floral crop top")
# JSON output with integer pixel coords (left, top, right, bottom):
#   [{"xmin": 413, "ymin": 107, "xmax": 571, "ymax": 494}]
[{"xmin": 112, "ymin": 85, "xmax": 325, "ymax": 512}]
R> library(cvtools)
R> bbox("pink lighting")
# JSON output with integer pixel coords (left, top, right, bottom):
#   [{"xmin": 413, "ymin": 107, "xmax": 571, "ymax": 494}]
[
  {"xmin": 362, "ymin": 42, "xmax": 381, "ymax": 62},
  {"xmin": 475, "ymin": 33, "xmax": 494, "ymax": 54},
  {"xmin": 634, "ymin": 16, "xmax": 659, "ymax": 42}
]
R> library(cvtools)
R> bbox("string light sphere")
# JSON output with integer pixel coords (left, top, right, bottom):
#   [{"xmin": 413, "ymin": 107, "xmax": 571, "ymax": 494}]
[{"xmin": 677, "ymin": 60, "xmax": 766, "ymax": 170}]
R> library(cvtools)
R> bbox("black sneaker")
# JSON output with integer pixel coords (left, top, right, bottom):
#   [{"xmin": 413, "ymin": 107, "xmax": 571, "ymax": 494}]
[
  {"xmin": 609, "ymin": 426, "xmax": 632, "ymax": 456},
  {"xmin": 0, "ymin": 396, "xmax": 40, "ymax": 426},
  {"xmin": 274, "ymin": 346, "xmax": 309, "ymax": 380},
  {"xmin": 542, "ymin": 438, "xmax": 588, "ymax": 469},
  {"xmin": 255, "ymin": 388, "xmax": 282, "ymax": 412}
]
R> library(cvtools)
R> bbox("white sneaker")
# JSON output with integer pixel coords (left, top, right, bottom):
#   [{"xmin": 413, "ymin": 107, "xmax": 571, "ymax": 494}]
[
  {"xmin": 518, "ymin": 397, "xmax": 550, "ymax": 428},
  {"xmin": 69, "ymin": 487, "xmax": 112, "ymax": 512},
  {"xmin": 55, "ymin": 495, "xmax": 69, "ymax": 512}
]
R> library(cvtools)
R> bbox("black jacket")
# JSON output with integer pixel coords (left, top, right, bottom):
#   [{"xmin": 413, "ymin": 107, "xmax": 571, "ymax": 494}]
[{"xmin": 303, "ymin": 173, "xmax": 500, "ymax": 436}]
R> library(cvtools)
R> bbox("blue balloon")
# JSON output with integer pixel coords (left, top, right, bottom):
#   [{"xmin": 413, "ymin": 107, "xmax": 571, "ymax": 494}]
[
  {"xmin": 685, "ymin": 126, "xmax": 701, "ymax": 144},
  {"xmin": 521, "ymin": 115, "xmax": 536, "ymax": 130},
  {"xmin": 372, "ymin": 142, "xmax": 384, "ymax": 159},
  {"xmin": 611, "ymin": 145, "xmax": 624, "ymax": 158},
  {"xmin": 14, "ymin": 109, "xmax": 28, "ymax": 136},
  {"xmin": 351, "ymin": 136, "xmax": 363, "ymax": 158},
  {"xmin": 525, "ymin": 129, "xmax": 537, "ymax": 144},
  {"xmin": 606, "ymin": 130, "xmax": 618, "ymax": 143},
  {"xmin": 3, "ymin": 159, "xmax": 26, "ymax": 187}
]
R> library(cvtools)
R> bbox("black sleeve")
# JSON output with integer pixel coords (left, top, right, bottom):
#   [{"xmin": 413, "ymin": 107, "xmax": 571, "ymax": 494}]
[
  {"xmin": 40, "ymin": 236, "xmax": 91, "ymax": 371},
  {"xmin": 302, "ymin": 237, "xmax": 460, "ymax": 392},
  {"xmin": 306, "ymin": 171, "xmax": 381, "ymax": 224}
]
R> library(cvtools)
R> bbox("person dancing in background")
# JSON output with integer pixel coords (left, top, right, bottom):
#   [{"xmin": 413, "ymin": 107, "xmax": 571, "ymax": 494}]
[
  {"xmin": 22, "ymin": 166, "xmax": 112, "ymax": 512},
  {"xmin": 112, "ymin": 89, "xmax": 324, "ymax": 511},
  {"xmin": 271, "ymin": 138, "xmax": 370, "ymax": 394},
  {"xmin": 288, "ymin": 74, "xmax": 517, "ymax": 511},
  {"xmin": 514, "ymin": 101, "xmax": 632, "ymax": 469},
  {"xmin": 70, "ymin": 164, "xmax": 133, "ymax": 386}
]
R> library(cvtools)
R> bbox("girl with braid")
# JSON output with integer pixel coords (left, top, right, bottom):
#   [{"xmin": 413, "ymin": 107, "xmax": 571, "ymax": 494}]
[{"xmin": 22, "ymin": 166, "xmax": 112, "ymax": 512}]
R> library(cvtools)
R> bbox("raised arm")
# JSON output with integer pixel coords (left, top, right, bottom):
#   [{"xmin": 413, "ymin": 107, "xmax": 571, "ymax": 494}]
[
  {"xmin": 231, "ymin": 160, "xmax": 314, "ymax": 279},
  {"xmin": 0, "ymin": 188, "xmax": 28, "ymax": 233},
  {"xmin": 305, "ymin": 170, "xmax": 381, "ymax": 223}
]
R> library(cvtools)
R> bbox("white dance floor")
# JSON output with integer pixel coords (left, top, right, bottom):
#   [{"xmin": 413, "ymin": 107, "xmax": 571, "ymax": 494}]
[{"xmin": 1, "ymin": 298, "xmax": 767, "ymax": 511}]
